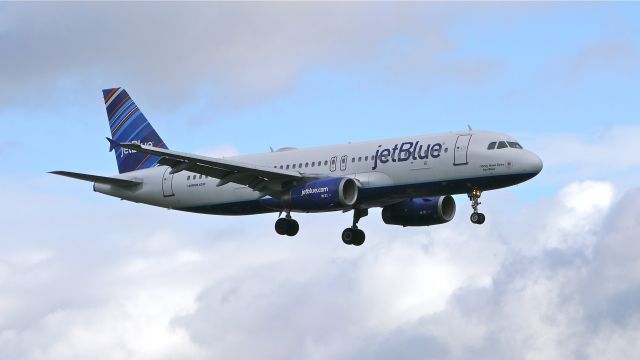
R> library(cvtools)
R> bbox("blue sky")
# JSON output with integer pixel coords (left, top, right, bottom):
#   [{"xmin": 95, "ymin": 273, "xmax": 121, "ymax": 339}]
[
  {"xmin": 2, "ymin": 3, "xmax": 639, "ymax": 191},
  {"xmin": 1, "ymin": 3, "xmax": 640, "ymax": 359}
]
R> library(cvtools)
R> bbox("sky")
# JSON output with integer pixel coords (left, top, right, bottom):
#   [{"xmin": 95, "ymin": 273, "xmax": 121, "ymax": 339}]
[{"xmin": 1, "ymin": 2, "xmax": 640, "ymax": 359}]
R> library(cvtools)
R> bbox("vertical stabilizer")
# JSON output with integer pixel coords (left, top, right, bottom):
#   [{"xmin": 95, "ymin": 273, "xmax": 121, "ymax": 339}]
[{"xmin": 102, "ymin": 87, "xmax": 168, "ymax": 173}]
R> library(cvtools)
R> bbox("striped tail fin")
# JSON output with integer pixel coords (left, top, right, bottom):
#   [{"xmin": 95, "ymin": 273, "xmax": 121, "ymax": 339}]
[{"xmin": 102, "ymin": 87, "xmax": 168, "ymax": 174}]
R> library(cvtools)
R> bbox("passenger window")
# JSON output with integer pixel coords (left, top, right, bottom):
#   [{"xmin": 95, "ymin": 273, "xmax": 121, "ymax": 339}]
[
  {"xmin": 365, "ymin": 156, "xmax": 368, "ymax": 161},
  {"xmin": 280, "ymin": 165, "xmax": 283, "ymax": 169},
  {"xmin": 508, "ymin": 142, "xmax": 523, "ymax": 149},
  {"xmin": 286, "ymin": 165, "xmax": 290, "ymax": 169},
  {"xmin": 488, "ymin": 142, "xmax": 497, "ymax": 150},
  {"xmin": 299, "ymin": 163, "xmax": 302, "ymax": 168},
  {"xmin": 305, "ymin": 162, "xmax": 309, "ymax": 168},
  {"xmin": 352, "ymin": 157, "xmax": 355, "ymax": 163},
  {"xmin": 324, "ymin": 160, "xmax": 328, "ymax": 166},
  {"xmin": 292, "ymin": 164, "xmax": 296, "ymax": 169},
  {"xmin": 187, "ymin": 175, "xmax": 190, "ymax": 180},
  {"xmin": 311, "ymin": 162, "xmax": 315, "ymax": 167},
  {"xmin": 358, "ymin": 156, "xmax": 362, "ymax": 162},
  {"xmin": 497, "ymin": 141, "xmax": 508, "ymax": 149},
  {"xmin": 199, "ymin": 175, "xmax": 203, "ymax": 179}
]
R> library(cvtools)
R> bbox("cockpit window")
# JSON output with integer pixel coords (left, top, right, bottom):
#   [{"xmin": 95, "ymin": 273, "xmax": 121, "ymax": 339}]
[
  {"xmin": 508, "ymin": 141, "xmax": 523, "ymax": 149},
  {"xmin": 497, "ymin": 141, "xmax": 508, "ymax": 149},
  {"xmin": 487, "ymin": 142, "xmax": 497, "ymax": 150}
]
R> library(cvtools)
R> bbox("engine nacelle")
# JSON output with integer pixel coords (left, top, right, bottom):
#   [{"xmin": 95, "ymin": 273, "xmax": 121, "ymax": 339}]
[
  {"xmin": 382, "ymin": 195, "xmax": 456, "ymax": 226},
  {"xmin": 283, "ymin": 177, "xmax": 358, "ymax": 211}
]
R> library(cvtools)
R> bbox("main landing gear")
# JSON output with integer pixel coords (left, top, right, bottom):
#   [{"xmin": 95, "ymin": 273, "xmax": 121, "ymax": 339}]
[
  {"xmin": 275, "ymin": 211, "xmax": 299, "ymax": 236},
  {"xmin": 468, "ymin": 189, "xmax": 486, "ymax": 225},
  {"xmin": 342, "ymin": 208, "xmax": 368, "ymax": 246}
]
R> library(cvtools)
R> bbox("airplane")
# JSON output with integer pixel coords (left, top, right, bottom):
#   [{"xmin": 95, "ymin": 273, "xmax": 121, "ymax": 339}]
[{"xmin": 51, "ymin": 87, "xmax": 543, "ymax": 246}]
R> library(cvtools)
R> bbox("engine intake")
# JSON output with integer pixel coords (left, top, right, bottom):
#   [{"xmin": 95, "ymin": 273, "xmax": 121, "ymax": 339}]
[
  {"xmin": 382, "ymin": 195, "xmax": 456, "ymax": 226},
  {"xmin": 284, "ymin": 177, "xmax": 358, "ymax": 211}
]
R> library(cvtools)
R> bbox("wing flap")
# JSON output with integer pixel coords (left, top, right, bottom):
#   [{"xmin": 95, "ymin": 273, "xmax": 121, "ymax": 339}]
[{"xmin": 50, "ymin": 171, "xmax": 142, "ymax": 188}]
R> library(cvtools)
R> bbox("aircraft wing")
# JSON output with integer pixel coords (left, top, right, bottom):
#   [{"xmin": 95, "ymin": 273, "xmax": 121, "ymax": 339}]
[
  {"xmin": 50, "ymin": 170, "xmax": 142, "ymax": 188},
  {"xmin": 118, "ymin": 142, "xmax": 311, "ymax": 197}
]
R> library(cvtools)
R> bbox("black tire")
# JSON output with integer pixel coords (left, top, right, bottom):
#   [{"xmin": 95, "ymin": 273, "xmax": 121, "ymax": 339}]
[
  {"xmin": 286, "ymin": 219, "xmax": 299, "ymax": 236},
  {"xmin": 342, "ymin": 228, "xmax": 354, "ymax": 245},
  {"xmin": 275, "ymin": 218, "xmax": 288, "ymax": 235},
  {"xmin": 470, "ymin": 213, "xmax": 480, "ymax": 224},
  {"xmin": 477, "ymin": 213, "xmax": 486, "ymax": 225},
  {"xmin": 352, "ymin": 229, "xmax": 365, "ymax": 246}
]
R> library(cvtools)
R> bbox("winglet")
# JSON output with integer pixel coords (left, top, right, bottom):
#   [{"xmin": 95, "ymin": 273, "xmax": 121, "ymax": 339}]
[{"xmin": 106, "ymin": 137, "xmax": 120, "ymax": 152}]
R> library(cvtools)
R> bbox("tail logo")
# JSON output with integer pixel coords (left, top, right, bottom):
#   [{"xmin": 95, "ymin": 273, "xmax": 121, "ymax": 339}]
[
  {"xmin": 102, "ymin": 87, "xmax": 168, "ymax": 173},
  {"xmin": 119, "ymin": 140, "xmax": 154, "ymax": 158}
]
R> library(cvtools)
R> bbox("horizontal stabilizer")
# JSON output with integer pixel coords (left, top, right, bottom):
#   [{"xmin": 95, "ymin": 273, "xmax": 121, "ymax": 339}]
[
  {"xmin": 49, "ymin": 171, "xmax": 142, "ymax": 188},
  {"xmin": 106, "ymin": 137, "xmax": 119, "ymax": 152}
]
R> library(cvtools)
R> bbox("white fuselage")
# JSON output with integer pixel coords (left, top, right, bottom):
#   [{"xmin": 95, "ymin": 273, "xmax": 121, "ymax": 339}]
[{"xmin": 94, "ymin": 130, "xmax": 542, "ymax": 215}]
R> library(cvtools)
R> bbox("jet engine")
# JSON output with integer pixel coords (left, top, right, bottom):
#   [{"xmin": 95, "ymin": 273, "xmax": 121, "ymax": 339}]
[
  {"xmin": 382, "ymin": 195, "xmax": 456, "ymax": 226},
  {"xmin": 283, "ymin": 177, "xmax": 358, "ymax": 211}
]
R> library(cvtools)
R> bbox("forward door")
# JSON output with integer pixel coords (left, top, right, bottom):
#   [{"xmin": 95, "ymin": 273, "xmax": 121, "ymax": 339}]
[{"xmin": 454, "ymin": 134, "xmax": 472, "ymax": 166}]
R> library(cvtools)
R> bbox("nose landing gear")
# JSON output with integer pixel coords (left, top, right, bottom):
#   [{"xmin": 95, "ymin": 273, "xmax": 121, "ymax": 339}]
[
  {"xmin": 468, "ymin": 189, "xmax": 486, "ymax": 225},
  {"xmin": 275, "ymin": 211, "xmax": 299, "ymax": 236},
  {"xmin": 342, "ymin": 208, "xmax": 368, "ymax": 246}
]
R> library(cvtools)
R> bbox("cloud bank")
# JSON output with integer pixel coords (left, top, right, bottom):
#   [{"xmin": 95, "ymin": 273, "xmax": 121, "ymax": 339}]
[
  {"xmin": 1, "ymin": 175, "xmax": 638, "ymax": 359},
  {"xmin": 0, "ymin": 2, "xmax": 500, "ymax": 109}
]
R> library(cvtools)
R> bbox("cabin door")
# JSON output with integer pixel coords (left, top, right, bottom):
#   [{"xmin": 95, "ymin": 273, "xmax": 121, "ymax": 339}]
[
  {"xmin": 162, "ymin": 167, "xmax": 175, "ymax": 197},
  {"xmin": 454, "ymin": 135, "xmax": 472, "ymax": 166}
]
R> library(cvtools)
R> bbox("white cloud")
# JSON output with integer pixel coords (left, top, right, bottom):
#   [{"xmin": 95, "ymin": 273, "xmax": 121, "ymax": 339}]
[{"xmin": 2, "ymin": 174, "xmax": 639, "ymax": 359}]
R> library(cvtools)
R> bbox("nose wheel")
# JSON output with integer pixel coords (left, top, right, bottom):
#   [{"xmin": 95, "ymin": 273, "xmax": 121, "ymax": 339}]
[
  {"xmin": 275, "ymin": 211, "xmax": 299, "ymax": 236},
  {"xmin": 468, "ymin": 189, "xmax": 486, "ymax": 225},
  {"xmin": 342, "ymin": 208, "xmax": 368, "ymax": 246}
]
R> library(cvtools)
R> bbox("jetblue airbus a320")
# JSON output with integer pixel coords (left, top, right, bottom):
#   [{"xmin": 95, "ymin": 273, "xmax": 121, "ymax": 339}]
[{"xmin": 52, "ymin": 88, "xmax": 543, "ymax": 246}]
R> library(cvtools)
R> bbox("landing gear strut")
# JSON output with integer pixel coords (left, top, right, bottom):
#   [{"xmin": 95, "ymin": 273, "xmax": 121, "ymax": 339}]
[
  {"xmin": 342, "ymin": 208, "xmax": 368, "ymax": 246},
  {"xmin": 468, "ymin": 189, "xmax": 486, "ymax": 225},
  {"xmin": 275, "ymin": 211, "xmax": 299, "ymax": 236}
]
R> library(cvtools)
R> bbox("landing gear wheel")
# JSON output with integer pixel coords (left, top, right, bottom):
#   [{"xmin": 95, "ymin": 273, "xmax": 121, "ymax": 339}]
[
  {"xmin": 342, "ymin": 228, "xmax": 365, "ymax": 246},
  {"xmin": 286, "ymin": 219, "xmax": 299, "ymax": 236},
  {"xmin": 342, "ymin": 228, "xmax": 355, "ymax": 245},
  {"xmin": 470, "ymin": 212, "xmax": 485, "ymax": 224},
  {"xmin": 352, "ymin": 229, "xmax": 365, "ymax": 246},
  {"xmin": 477, "ymin": 213, "xmax": 486, "ymax": 224},
  {"xmin": 470, "ymin": 212, "xmax": 479, "ymax": 224},
  {"xmin": 275, "ymin": 215, "xmax": 299, "ymax": 237},
  {"xmin": 275, "ymin": 218, "xmax": 289, "ymax": 235}
]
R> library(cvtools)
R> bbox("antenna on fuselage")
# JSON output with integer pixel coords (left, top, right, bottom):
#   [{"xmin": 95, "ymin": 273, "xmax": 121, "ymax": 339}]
[
  {"xmin": 467, "ymin": 124, "xmax": 473, "ymax": 131},
  {"xmin": 269, "ymin": 146, "xmax": 274, "ymax": 152}
]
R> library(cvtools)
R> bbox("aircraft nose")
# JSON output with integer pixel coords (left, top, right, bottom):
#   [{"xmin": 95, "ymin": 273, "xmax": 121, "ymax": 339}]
[{"xmin": 526, "ymin": 151, "xmax": 543, "ymax": 174}]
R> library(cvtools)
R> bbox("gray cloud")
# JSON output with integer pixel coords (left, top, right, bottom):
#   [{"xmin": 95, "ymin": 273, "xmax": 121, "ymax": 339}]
[{"xmin": 0, "ymin": 2, "xmax": 503, "ymax": 111}]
